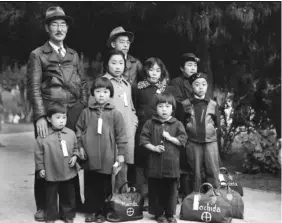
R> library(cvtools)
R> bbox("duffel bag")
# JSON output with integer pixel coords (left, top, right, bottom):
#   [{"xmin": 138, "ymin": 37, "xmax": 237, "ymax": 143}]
[
  {"xmin": 220, "ymin": 181, "xmax": 244, "ymax": 219},
  {"xmin": 106, "ymin": 181, "xmax": 144, "ymax": 222},
  {"xmin": 180, "ymin": 183, "xmax": 233, "ymax": 223},
  {"xmin": 219, "ymin": 167, "xmax": 244, "ymax": 196}
]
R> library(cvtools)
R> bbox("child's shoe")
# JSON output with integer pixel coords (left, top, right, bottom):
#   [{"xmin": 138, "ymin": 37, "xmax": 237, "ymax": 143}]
[
  {"xmin": 85, "ymin": 213, "xmax": 96, "ymax": 222},
  {"xmin": 63, "ymin": 219, "xmax": 74, "ymax": 223},
  {"xmin": 167, "ymin": 216, "xmax": 177, "ymax": 223},
  {"xmin": 95, "ymin": 214, "xmax": 106, "ymax": 223},
  {"xmin": 155, "ymin": 215, "xmax": 168, "ymax": 223},
  {"xmin": 34, "ymin": 209, "xmax": 45, "ymax": 221}
]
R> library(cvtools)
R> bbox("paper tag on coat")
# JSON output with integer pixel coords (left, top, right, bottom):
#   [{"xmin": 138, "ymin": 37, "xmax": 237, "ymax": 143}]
[
  {"xmin": 219, "ymin": 173, "xmax": 225, "ymax": 182},
  {"xmin": 123, "ymin": 92, "xmax": 128, "ymax": 107},
  {"xmin": 97, "ymin": 118, "xmax": 103, "ymax": 134},
  {"xmin": 193, "ymin": 194, "xmax": 200, "ymax": 210},
  {"xmin": 61, "ymin": 140, "xmax": 68, "ymax": 157}
]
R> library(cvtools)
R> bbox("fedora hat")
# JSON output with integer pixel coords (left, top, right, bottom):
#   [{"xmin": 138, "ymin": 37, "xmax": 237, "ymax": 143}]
[
  {"xmin": 106, "ymin": 26, "xmax": 134, "ymax": 47},
  {"xmin": 42, "ymin": 6, "xmax": 73, "ymax": 25}
]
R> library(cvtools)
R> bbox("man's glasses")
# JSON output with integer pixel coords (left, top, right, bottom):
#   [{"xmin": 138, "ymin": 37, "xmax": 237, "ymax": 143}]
[
  {"xmin": 50, "ymin": 23, "xmax": 67, "ymax": 29},
  {"xmin": 118, "ymin": 40, "xmax": 131, "ymax": 45}
]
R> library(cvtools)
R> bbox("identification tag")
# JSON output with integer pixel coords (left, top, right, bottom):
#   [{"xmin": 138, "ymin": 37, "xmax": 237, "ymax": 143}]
[
  {"xmin": 193, "ymin": 194, "xmax": 200, "ymax": 210},
  {"xmin": 123, "ymin": 92, "xmax": 128, "ymax": 107},
  {"xmin": 219, "ymin": 173, "xmax": 225, "ymax": 182},
  {"xmin": 61, "ymin": 140, "xmax": 69, "ymax": 157},
  {"xmin": 97, "ymin": 118, "xmax": 103, "ymax": 134}
]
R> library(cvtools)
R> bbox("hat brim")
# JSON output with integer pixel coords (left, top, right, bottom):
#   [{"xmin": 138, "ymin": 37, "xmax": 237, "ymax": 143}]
[
  {"xmin": 106, "ymin": 31, "xmax": 134, "ymax": 48},
  {"xmin": 181, "ymin": 55, "xmax": 200, "ymax": 63},
  {"xmin": 42, "ymin": 15, "xmax": 73, "ymax": 25}
]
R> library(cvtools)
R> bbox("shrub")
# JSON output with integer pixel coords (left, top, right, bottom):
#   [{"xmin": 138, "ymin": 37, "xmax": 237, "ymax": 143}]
[{"xmin": 240, "ymin": 129, "xmax": 281, "ymax": 174}]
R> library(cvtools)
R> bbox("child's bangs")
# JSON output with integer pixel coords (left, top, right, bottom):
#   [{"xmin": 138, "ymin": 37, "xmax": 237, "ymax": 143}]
[
  {"xmin": 91, "ymin": 77, "xmax": 114, "ymax": 97},
  {"xmin": 154, "ymin": 93, "xmax": 176, "ymax": 109},
  {"xmin": 46, "ymin": 102, "xmax": 67, "ymax": 117}
]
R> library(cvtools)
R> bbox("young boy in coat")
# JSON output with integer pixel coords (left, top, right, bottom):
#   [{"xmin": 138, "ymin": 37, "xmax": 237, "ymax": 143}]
[
  {"xmin": 34, "ymin": 102, "xmax": 80, "ymax": 223},
  {"xmin": 170, "ymin": 53, "xmax": 200, "ymax": 199},
  {"xmin": 185, "ymin": 72, "xmax": 221, "ymax": 192},
  {"xmin": 139, "ymin": 93, "xmax": 187, "ymax": 223}
]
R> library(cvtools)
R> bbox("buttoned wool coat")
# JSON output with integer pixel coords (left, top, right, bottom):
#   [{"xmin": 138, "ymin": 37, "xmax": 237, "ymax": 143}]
[
  {"xmin": 34, "ymin": 127, "xmax": 79, "ymax": 182},
  {"xmin": 139, "ymin": 116, "xmax": 188, "ymax": 178},
  {"xmin": 103, "ymin": 73, "xmax": 138, "ymax": 164},
  {"xmin": 27, "ymin": 42, "xmax": 88, "ymax": 122},
  {"xmin": 76, "ymin": 102, "xmax": 128, "ymax": 174}
]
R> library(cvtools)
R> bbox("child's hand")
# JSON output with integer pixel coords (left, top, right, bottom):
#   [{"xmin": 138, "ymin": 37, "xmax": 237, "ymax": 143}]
[
  {"xmin": 69, "ymin": 155, "xmax": 77, "ymax": 167},
  {"xmin": 154, "ymin": 145, "xmax": 165, "ymax": 153},
  {"xmin": 79, "ymin": 147, "xmax": 87, "ymax": 160},
  {"xmin": 117, "ymin": 155, "xmax": 125, "ymax": 164},
  {"xmin": 162, "ymin": 131, "xmax": 171, "ymax": 140},
  {"xmin": 39, "ymin": 169, "xmax": 45, "ymax": 178}
]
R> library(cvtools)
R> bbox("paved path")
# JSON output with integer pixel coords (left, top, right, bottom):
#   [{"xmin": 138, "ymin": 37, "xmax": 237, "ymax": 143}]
[{"xmin": 0, "ymin": 132, "xmax": 280, "ymax": 223}]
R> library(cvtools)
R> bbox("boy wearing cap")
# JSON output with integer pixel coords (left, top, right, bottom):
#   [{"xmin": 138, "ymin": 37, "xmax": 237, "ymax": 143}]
[
  {"xmin": 27, "ymin": 6, "xmax": 88, "ymax": 221},
  {"xmin": 171, "ymin": 53, "xmax": 199, "ymax": 122},
  {"xmin": 185, "ymin": 72, "xmax": 221, "ymax": 192},
  {"xmin": 170, "ymin": 53, "xmax": 199, "ymax": 199},
  {"xmin": 107, "ymin": 26, "xmax": 143, "ymax": 85}
]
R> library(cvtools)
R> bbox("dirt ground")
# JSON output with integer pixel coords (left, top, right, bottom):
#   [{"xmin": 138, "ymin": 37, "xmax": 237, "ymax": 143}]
[{"xmin": 0, "ymin": 124, "xmax": 281, "ymax": 223}]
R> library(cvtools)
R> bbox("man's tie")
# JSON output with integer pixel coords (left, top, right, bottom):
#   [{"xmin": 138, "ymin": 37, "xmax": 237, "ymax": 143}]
[{"xmin": 58, "ymin": 47, "xmax": 65, "ymax": 58}]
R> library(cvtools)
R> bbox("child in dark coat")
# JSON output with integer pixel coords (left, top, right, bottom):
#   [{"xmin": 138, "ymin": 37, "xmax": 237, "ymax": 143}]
[
  {"xmin": 185, "ymin": 72, "xmax": 221, "ymax": 192},
  {"xmin": 133, "ymin": 57, "xmax": 171, "ymax": 209},
  {"xmin": 34, "ymin": 102, "xmax": 79, "ymax": 223},
  {"xmin": 139, "ymin": 93, "xmax": 187, "ymax": 223},
  {"xmin": 170, "ymin": 53, "xmax": 200, "ymax": 199},
  {"xmin": 76, "ymin": 77, "xmax": 128, "ymax": 223}
]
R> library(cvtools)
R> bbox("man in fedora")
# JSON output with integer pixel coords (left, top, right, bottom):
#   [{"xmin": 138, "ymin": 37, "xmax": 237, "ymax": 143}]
[
  {"xmin": 27, "ymin": 6, "xmax": 88, "ymax": 222},
  {"xmin": 107, "ymin": 26, "xmax": 143, "ymax": 85}
]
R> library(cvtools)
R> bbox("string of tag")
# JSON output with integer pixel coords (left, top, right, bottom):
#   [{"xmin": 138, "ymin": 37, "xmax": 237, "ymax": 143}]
[{"xmin": 58, "ymin": 131, "xmax": 69, "ymax": 157}]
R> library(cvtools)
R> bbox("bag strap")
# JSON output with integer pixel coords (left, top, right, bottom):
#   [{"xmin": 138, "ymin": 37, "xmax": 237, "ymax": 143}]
[
  {"xmin": 118, "ymin": 181, "xmax": 134, "ymax": 194},
  {"xmin": 199, "ymin": 183, "xmax": 214, "ymax": 195},
  {"xmin": 220, "ymin": 167, "xmax": 229, "ymax": 174},
  {"xmin": 111, "ymin": 146, "xmax": 117, "ymax": 194}
]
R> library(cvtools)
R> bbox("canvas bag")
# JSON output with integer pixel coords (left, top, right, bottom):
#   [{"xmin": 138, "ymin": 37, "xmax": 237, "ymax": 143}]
[
  {"xmin": 180, "ymin": 183, "xmax": 233, "ymax": 223},
  {"xmin": 106, "ymin": 181, "xmax": 144, "ymax": 222},
  {"xmin": 220, "ymin": 181, "xmax": 244, "ymax": 219},
  {"xmin": 219, "ymin": 167, "xmax": 244, "ymax": 196}
]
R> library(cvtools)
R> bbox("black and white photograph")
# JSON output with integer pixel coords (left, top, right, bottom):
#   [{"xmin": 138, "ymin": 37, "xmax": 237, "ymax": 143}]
[{"xmin": 0, "ymin": 2, "xmax": 281, "ymax": 223}]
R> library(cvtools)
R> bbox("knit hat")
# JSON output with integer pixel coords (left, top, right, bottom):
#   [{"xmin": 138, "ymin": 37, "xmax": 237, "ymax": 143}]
[{"xmin": 188, "ymin": 72, "xmax": 208, "ymax": 85}]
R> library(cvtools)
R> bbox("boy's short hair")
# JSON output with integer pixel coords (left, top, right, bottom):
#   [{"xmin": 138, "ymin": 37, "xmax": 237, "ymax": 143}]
[
  {"xmin": 180, "ymin": 53, "xmax": 200, "ymax": 68},
  {"xmin": 90, "ymin": 77, "xmax": 114, "ymax": 97},
  {"xmin": 153, "ymin": 93, "xmax": 176, "ymax": 110},
  {"xmin": 46, "ymin": 102, "xmax": 67, "ymax": 118}
]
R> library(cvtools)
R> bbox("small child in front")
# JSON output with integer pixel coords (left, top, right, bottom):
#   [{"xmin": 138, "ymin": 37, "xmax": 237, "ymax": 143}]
[
  {"xmin": 76, "ymin": 77, "xmax": 128, "ymax": 223},
  {"xmin": 34, "ymin": 102, "xmax": 79, "ymax": 223},
  {"xmin": 139, "ymin": 93, "xmax": 187, "ymax": 223},
  {"xmin": 185, "ymin": 72, "xmax": 221, "ymax": 192}
]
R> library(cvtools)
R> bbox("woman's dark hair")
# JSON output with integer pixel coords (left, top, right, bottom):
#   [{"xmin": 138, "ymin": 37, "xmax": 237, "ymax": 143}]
[
  {"xmin": 141, "ymin": 57, "xmax": 170, "ymax": 83},
  {"xmin": 90, "ymin": 77, "xmax": 114, "ymax": 97},
  {"xmin": 153, "ymin": 92, "xmax": 176, "ymax": 110},
  {"xmin": 46, "ymin": 102, "xmax": 67, "ymax": 118},
  {"xmin": 103, "ymin": 49, "xmax": 127, "ymax": 74}
]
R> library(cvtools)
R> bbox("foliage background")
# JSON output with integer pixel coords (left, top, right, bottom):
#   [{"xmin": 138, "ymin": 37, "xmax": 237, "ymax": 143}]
[{"xmin": 0, "ymin": 2, "xmax": 280, "ymax": 130}]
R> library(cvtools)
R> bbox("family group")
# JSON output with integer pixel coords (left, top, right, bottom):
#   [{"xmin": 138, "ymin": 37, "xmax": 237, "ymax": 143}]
[{"xmin": 27, "ymin": 6, "xmax": 222, "ymax": 223}]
